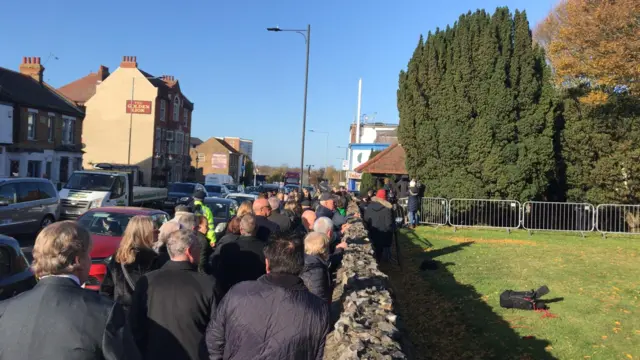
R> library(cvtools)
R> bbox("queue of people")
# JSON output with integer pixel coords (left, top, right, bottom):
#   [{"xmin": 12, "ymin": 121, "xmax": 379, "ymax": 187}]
[{"xmin": 0, "ymin": 185, "xmax": 372, "ymax": 360}]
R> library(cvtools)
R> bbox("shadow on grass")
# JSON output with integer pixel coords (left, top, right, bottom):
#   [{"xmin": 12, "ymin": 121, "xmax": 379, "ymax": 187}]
[{"xmin": 381, "ymin": 229, "xmax": 557, "ymax": 360}]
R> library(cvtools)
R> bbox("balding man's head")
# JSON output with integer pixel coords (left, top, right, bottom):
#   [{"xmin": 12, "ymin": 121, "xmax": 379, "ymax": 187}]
[
  {"xmin": 253, "ymin": 198, "xmax": 271, "ymax": 217},
  {"xmin": 301, "ymin": 210, "xmax": 317, "ymax": 231}
]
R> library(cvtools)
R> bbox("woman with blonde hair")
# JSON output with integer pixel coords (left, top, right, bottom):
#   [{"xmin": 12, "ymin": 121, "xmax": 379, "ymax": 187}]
[
  {"xmin": 237, "ymin": 200, "xmax": 253, "ymax": 218},
  {"xmin": 100, "ymin": 215, "xmax": 159, "ymax": 313}
]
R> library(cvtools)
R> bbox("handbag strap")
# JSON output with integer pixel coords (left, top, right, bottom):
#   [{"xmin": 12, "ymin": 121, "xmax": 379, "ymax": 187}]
[{"xmin": 120, "ymin": 263, "xmax": 136, "ymax": 291}]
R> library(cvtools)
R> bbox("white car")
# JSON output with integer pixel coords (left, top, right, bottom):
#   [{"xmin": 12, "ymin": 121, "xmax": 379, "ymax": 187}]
[{"xmin": 225, "ymin": 193, "xmax": 258, "ymax": 204}]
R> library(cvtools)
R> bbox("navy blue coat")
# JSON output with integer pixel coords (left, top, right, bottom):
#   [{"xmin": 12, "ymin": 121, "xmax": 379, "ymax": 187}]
[
  {"xmin": 408, "ymin": 186, "xmax": 420, "ymax": 212},
  {"xmin": 206, "ymin": 273, "xmax": 329, "ymax": 360},
  {"xmin": 299, "ymin": 254, "xmax": 331, "ymax": 303}
]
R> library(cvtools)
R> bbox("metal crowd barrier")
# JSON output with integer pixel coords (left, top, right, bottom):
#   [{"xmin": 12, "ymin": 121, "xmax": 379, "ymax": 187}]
[
  {"xmin": 522, "ymin": 201, "xmax": 595, "ymax": 235},
  {"xmin": 392, "ymin": 196, "xmax": 640, "ymax": 237},
  {"xmin": 420, "ymin": 197, "xmax": 448, "ymax": 225},
  {"xmin": 448, "ymin": 199, "xmax": 521, "ymax": 232},
  {"xmin": 596, "ymin": 204, "xmax": 640, "ymax": 237},
  {"xmin": 395, "ymin": 198, "xmax": 408, "ymax": 224}
]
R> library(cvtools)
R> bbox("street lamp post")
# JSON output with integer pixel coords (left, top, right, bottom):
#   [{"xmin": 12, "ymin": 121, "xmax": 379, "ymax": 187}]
[
  {"xmin": 305, "ymin": 164, "xmax": 314, "ymax": 186},
  {"xmin": 267, "ymin": 24, "xmax": 311, "ymax": 191},
  {"xmin": 308, "ymin": 129, "xmax": 328, "ymax": 171}
]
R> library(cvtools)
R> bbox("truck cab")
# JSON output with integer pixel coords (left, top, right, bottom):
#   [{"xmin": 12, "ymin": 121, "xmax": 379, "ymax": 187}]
[
  {"xmin": 59, "ymin": 171, "xmax": 132, "ymax": 219},
  {"xmin": 59, "ymin": 170, "xmax": 167, "ymax": 219}
]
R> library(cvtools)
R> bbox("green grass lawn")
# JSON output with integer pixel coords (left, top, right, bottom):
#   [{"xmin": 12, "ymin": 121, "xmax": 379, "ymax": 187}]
[{"xmin": 381, "ymin": 226, "xmax": 640, "ymax": 360}]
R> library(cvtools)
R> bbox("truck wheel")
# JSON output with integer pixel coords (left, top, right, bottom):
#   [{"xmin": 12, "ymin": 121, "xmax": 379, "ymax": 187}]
[{"xmin": 40, "ymin": 215, "xmax": 54, "ymax": 230}]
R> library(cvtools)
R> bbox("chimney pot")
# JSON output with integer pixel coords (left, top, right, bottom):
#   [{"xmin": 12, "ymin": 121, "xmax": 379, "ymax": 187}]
[{"xmin": 19, "ymin": 56, "xmax": 45, "ymax": 83}]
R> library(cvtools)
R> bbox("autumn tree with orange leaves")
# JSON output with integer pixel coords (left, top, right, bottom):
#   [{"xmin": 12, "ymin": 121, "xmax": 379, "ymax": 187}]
[{"xmin": 535, "ymin": 0, "xmax": 640, "ymax": 104}]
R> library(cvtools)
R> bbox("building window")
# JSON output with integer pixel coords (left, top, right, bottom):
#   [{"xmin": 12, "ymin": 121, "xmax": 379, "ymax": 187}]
[
  {"xmin": 167, "ymin": 130, "xmax": 175, "ymax": 154},
  {"xmin": 160, "ymin": 100, "xmax": 166, "ymax": 122},
  {"xmin": 47, "ymin": 115, "xmax": 55, "ymax": 142},
  {"xmin": 154, "ymin": 127, "xmax": 161, "ymax": 153},
  {"xmin": 59, "ymin": 157, "xmax": 68, "ymax": 183},
  {"xmin": 27, "ymin": 112, "xmax": 37, "ymax": 140},
  {"xmin": 183, "ymin": 109, "xmax": 188, "ymax": 127},
  {"xmin": 74, "ymin": 158, "xmax": 82, "ymax": 171},
  {"xmin": 45, "ymin": 161, "xmax": 52, "ymax": 179},
  {"xmin": 62, "ymin": 117, "xmax": 75, "ymax": 145},
  {"xmin": 27, "ymin": 161, "xmax": 41, "ymax": 178},
  {"xmin": 184, "ymin": 135, "xmax": 190, "ymax": 155},
  {"xmin": 173, "ymin": 164, "xmax": 182, "ymax": 182},
  {"xmin": 176, "ymin": 132, "xmax": 184, "ymax": 156},
  {"xmin": 173, "ymin": 96, "xmax": 180, "ymax": 122}
]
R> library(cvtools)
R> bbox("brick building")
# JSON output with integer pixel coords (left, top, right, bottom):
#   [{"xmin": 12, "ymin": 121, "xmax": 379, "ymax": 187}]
[
  {"xmin": 0, "ymin": 57, "xmax": 84, "ymax": 185},
  {"xmin": 58, "ymin": 56, "xmax": 194, "ymax": 186},
  {"xmin": 190, "ymin": 137, "xmax": 241, "ymax": 183}
]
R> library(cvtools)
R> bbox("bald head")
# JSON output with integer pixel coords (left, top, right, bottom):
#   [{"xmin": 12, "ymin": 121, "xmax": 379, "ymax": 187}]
[
  {"xmin": 301, "ymin": 210, "xmax": 317, "ymax": 231},
  {"xmin": 253, "ymin": 198, "xmax": 271, "ymax": 217}
]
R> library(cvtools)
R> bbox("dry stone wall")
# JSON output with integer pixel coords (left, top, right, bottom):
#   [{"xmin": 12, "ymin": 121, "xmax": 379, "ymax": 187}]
[{"xmin": 323, "ymin": 200, "xmax": 407, "ymax": 360}]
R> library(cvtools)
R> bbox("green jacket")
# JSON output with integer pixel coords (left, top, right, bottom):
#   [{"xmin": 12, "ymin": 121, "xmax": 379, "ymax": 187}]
[{"xmin": 194, "ymin": 200, "xmax": 216, "ymax": 245}]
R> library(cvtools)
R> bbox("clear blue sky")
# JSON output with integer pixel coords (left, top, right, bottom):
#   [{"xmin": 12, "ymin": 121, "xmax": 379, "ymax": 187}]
[{"xmin": 1, "ymin": 0, "xmax": 556, "ymax": 168}]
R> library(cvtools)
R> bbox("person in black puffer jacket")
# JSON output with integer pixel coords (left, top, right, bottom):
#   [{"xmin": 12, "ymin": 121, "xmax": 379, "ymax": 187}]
[
  {"xmin": 100, "ymin": 215, "xmax": 159, "ymax": 314},
  {"xmin": 408, "ymin": 179, "xmax": 420, "ymax": 229},
  {"xmin": 363, "ymin": 189, "xmax": 395, "ymax": 262},
  {"xmin": 299, "ymin": 232, "xmax": 332, "ymax": 303},
  {"xmin": 206, "ymin": 234, "xmax": 329, "ymax": 360}
]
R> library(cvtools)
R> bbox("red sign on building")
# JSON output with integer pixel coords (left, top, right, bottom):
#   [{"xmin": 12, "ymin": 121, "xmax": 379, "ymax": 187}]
[{"xmin": 126, "ymin": 100, "xmax": 152, "ymax": 114}]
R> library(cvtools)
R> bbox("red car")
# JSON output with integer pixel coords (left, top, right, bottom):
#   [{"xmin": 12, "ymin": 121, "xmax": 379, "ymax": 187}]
[{"xmin": 77, "ymin": 207, "xmax": 170, "ymax": 290}]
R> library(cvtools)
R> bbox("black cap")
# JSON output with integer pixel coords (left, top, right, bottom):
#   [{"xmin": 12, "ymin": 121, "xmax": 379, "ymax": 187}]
[{"xmin": 193, "ymin": 189, "xmax": 206, "ymax": 200}]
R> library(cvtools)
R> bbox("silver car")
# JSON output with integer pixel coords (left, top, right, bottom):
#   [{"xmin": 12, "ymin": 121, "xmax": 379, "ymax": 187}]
[{"xmin": 0, "ymin": 177, "xmax": 60, "ymax": 235}]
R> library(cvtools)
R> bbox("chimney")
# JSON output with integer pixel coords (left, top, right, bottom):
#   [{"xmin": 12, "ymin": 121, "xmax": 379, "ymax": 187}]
[
  {"xmin": 19, "ymin": 57, "xmax": 45, "ymax": 84},
  {"xmin": 120, "ymin": 56, "xmax": 138, "ymax": 68},
  {"xmin": 97, "ymin": 65, "xmax": 110, "ymax": 80}
]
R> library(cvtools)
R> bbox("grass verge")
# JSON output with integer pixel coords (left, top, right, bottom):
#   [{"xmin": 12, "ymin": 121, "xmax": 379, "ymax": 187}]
[{"xmin": 381, "ymin": 226, "xmax": 640, "ymax": 360}]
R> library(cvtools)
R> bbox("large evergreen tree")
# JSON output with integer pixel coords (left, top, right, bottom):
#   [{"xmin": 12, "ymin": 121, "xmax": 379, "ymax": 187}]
[{"xmin": 398, "ymin": 7, "xmax": 558, "ymax": 201}]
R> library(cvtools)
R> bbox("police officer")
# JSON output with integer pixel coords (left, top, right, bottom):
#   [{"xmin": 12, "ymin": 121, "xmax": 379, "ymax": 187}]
[{"xmin": 192, "ymin": 190, "xmax": 216, "ymax": 246}]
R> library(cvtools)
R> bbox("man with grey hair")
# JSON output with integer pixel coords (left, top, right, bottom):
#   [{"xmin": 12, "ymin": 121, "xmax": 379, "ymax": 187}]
[
  {"xmin": 313, "ymin": 216, "xmax": 335, "ymax": 240},
  {"xmin": 174, "ymin": 212, "xmax": 212, "ymax": 274},
  {"xmin": 154, "ymin": 220, "xmax": 182, "ymax": 268},
  {"xmin": 267, "ymin": 196, "xmax": 291, "ymax": 233},
  {"xmin": 0, "ymin": 221, "xmax": 140, "ymax": 359},
  {"xmin": 130, "ymin": 229, "xmax": 217, "ymax": 360},
  {"xmin": 210, "ymin": 213, "xmax": 266, "ymax": 297},
  {"xmin": 313, "ymin": 216, "xmax": 347, "ymax": 269}
]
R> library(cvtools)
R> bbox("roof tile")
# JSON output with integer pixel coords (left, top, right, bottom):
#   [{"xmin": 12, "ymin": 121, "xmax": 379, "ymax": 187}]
[{"xmin": 355, "ymin": 143, "xmax": 407, "ymax": 174}]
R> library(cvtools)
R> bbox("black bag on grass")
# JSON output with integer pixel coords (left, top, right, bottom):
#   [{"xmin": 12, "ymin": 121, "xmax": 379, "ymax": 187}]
[{"xmin": 500, "ymin": 286, "xmax": 550, "ymax": 310}]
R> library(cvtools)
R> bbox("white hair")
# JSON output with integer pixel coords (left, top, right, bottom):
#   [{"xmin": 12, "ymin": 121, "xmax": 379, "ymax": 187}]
[
  {"xmin": 155, "ymin": 220, "xmax": 182, "ymax": 251},
  {"xmin": 313, "ymin": 217, "xmax": 334, "ymax": 235},
  {"xmin": 174, "ymin": 212, "xmax": 197, "ymax": 231},
  {"xmin": 268, "ymin": 197, "xmax": 280, "ymax": 211}
]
